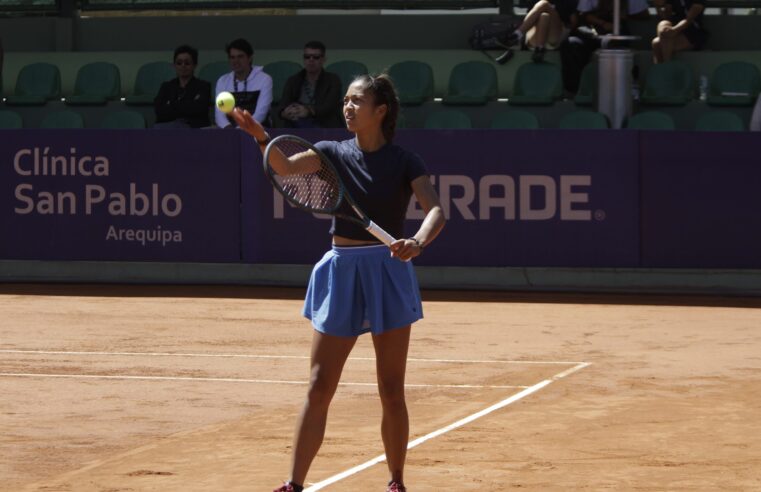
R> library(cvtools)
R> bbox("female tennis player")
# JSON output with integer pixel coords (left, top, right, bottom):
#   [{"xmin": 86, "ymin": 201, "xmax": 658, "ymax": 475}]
[{"xmin": 231, "ymin": 73, "xmax": 445, "ymax": 492}]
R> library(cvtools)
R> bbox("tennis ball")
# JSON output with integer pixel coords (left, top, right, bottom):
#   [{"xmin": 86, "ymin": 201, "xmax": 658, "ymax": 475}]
[{"xmin": 216, "ymin": 91, "xmax": 236, "ymax": 114}]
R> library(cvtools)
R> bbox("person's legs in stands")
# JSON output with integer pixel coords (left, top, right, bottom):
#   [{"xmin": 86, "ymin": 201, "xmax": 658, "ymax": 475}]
[
  {"xmin": 652, "ymin": 35, "xmax": 663, "ymax": 64},
  {"xmin": 507, "ymin": 0, "xmax": 555, "ymax": 46},
  {"xmin": 652, "ymin": 20, "xmax": 692, "ymax": 63},
  {"xmin": 525, "ymin": 7, "xmax": 563, "ymax": 62}
]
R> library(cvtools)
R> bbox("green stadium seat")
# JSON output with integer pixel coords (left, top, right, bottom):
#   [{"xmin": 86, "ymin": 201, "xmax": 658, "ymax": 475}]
[
  {"xmin": 559, "ymin": 110, "xmax": 609, "ymax": 129},
  {"xmin": 125, "ymin": 61, "xmax": 175, "ymax": 105},
  {"xmin": 0, "ymin": 110, "xmax": 23, "ymax": 129},
  {"xmin": 263, "ymin": 61, "xmax": 302, "ymax": 106},
  {"xmin": 695, "ymin": 110, "xmax": 745, "ymax": 131},
  {"xmin": 641, "ymin": 60, "xmax": 694, "ymax": 106},
  {"xmin": 626, "ymin": 111, "xmax": 676, "ymax": 130},
  {"xmin": 40, "ymin": 110, "xmax": 85, "ymax": 129},
  {"xmin": 706, "ymin": 61, "xmax": 761, "ymax": 107},
  {"xmin": 5, "ymin": 62, "xmax": 61, "ymax": 106},
  {"xmin": 326, "ymin": 60, "xmax": 368, "ymax": 95},
  {"xmin": 100, "ymin": 110, "xmax": 146, "ymax": 129},
  {"xmin": 490, "ymin": 110, "xmax": 540, "ymax": 129},
  {"xmin": 423, "ymin": 109, "xmax": 472, "ymax": 129},
  {"xmin": 574, "ymin": 62, "xmax": 597, "ymax": 106},
  {"xmin": 388, "ymin": 61, "xmax": 434, "ymax": 106},
  {"xmin": 66, "ymin": 62, "xmax": 121, "ymax": 105},
  {"xmin": 508, "ymin": 62, "xmax": 563, "ymax": 106},
  {"xmin": 442, "ymin": 61, "xmax": 498, "ymax": 106},
  {"xmin": 199, "ymin": 60, "xmax": 229, "ymax": 86}
]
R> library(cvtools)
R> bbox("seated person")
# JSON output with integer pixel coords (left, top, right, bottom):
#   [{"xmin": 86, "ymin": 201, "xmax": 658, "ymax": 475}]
[
  {"xmin": 578, "ymin": 0, "xmax": 649, "ymax": 37},
  {"xmin": 277, "ymin": 40, "xmax": 343, "ymax": 128},
  {"xmin": 506, "ymin": 0, "xmax": 580, "ymax": 62},
  {"xmin": 215, "ymin": 38, "xmax": 273, "ymax": 128},
  {"xmin": 651, "ymin": 0, "xmax": 708, "ymax": 63},
  {"xmin": 154, "ymin": 45, "xmax": 211, "ymax": 128},
  {"xmin": 558, "ymin": 0, "xmax": 649, "ymax": 94}
]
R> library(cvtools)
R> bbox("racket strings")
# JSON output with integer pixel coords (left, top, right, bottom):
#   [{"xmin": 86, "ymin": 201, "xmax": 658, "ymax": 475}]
[{"xmin": 269, "ymin": 140, "xmax": 342, "ymax": 213}]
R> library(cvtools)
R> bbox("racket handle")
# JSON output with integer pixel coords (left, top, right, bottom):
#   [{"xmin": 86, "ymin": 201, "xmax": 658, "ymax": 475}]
[{"xmin": 366, "ymin": 221, "xmax": 396, "ymax": 246}]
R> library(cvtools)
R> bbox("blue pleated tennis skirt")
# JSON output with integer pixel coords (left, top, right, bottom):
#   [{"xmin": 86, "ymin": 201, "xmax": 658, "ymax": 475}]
[{"xmin": 303, "ymin": 244, "xmax": 423, "ymax": 337}]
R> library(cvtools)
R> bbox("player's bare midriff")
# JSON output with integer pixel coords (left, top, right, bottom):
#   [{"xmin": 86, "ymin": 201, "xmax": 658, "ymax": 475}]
[{"xmin": 332, "ymin": 235, "xmax": 383, "ymax": 247}]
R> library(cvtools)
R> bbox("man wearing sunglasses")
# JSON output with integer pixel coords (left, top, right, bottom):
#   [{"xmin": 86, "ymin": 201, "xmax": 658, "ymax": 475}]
[
  {"xmin": 154, "ymin": 45, "xmax": 211, "ymax": 128},
  {"xmin": 277, "ymin": 41, "xmax": 343, "ymax": 128}
]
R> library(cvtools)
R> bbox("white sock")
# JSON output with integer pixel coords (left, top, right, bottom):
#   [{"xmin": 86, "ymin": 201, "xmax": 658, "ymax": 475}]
[{"xmin": 514, "ymin": 29, "xmax": 524, "ymax": 40}]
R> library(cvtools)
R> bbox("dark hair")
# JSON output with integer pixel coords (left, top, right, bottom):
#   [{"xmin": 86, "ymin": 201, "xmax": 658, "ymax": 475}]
[
  {"xmin": 225, "ymin": 38, "xmax": 254, "ymax": 57},
  {"xmin": 303, "ymin": 40, "xmax": 326, "ymax": 54},
  {"xmin": 173, "ymin": 45, "xmax": 198, "ymax": 65},
  {"xmin": 350, "ymin": 73, "xmax": 400, "ymax": 143}
]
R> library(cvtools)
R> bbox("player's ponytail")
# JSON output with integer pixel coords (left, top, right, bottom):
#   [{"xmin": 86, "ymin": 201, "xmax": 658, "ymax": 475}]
[{"xmin": 353, "ymin": 74, "xmax": 400, "ymax": 143}]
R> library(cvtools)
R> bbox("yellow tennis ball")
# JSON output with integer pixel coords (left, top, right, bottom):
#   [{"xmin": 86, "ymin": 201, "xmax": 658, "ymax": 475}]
[{"xmin": 216, "ymin": 91, "xmax": 235, "ymax": 114}]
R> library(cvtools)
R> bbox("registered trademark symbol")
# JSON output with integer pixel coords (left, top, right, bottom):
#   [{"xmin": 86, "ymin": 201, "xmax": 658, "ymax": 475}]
[{"xmin": 594, "ymin": 209, "xmax": 606, "ymax": 221}]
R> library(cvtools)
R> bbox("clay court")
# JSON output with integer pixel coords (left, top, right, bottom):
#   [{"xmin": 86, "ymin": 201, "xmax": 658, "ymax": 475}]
[{"xmin": 1, "ymin": 284, "xmax": 760, "ymax": 491}]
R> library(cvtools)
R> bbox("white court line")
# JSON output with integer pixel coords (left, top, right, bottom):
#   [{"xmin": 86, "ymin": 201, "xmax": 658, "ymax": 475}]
[
  {"xmin": 0, "ymin": 349, "xmax": 587, "ymax": 365},
  {"xmin": 0, "ymin": 373, "xmax": 527, "ymax": 390},
  {"xmin": 304, "ymin": 362, "xmax": 590, "ymax": 491}
]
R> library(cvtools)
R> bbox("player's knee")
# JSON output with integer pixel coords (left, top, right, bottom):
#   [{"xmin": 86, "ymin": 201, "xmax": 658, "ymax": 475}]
[
  {"xmin": 378, "ymin": 381, "xmax": 406, "ymax": 408},
  {"xmin": 656, "ymin": 20, "xmax": 672, "ymax": 34},
  {"xmin": 306, "ymin": 378, "xmax": 336, "ymax": 409},
  {"xmin": 306, "ymin": 387, "xmax": 332, "ymax": 409},
  {"xmin": 534, "ymin": 0, "xmax": 552, "ymax": 10}
]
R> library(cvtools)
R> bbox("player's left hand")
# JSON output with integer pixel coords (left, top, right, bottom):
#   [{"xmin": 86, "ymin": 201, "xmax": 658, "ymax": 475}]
[
  {"xmin": 230, "ymin": 108, "xmax": 268, "ymax": 143},
  {"xmin": 389, "ymin": 238, "xmax": 423, "ymax": 261}
]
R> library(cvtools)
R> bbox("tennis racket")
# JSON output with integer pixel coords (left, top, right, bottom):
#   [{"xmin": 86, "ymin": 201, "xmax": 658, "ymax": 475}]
[{"xmin": 262, "ymin": 134, "xmax": 396, "ymax": 246}]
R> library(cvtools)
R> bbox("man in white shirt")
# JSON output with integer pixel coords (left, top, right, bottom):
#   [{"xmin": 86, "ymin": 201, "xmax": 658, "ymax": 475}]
[{"xmin": 215, "ymin": 38, "xmax": 273, "ymax": 128}]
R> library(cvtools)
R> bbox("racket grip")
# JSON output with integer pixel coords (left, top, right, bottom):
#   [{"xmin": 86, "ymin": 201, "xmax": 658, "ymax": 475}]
[{"xmin": 366, "ymin": 221, "xmax": 396, "ymax": 246}]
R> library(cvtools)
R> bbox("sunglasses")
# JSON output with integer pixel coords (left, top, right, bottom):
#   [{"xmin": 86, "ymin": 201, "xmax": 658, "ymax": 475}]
[
  {"xmin": 175, "ymin": 60, "xmax": 194, "ymax": 66},
  {"xmin": 303, "ymin": 54, "xmax": 323, "ymax": 60}
]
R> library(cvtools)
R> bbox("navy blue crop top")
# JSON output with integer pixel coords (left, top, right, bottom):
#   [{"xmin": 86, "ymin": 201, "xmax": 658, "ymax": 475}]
[{"xmin": 315, "ymin": 138, "xmax": 428, "ymax": 241}]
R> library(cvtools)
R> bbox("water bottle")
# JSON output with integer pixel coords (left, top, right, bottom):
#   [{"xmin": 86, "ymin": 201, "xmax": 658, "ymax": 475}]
[{"xmin": 699, "ymin": 75, "xmax": 708, "ymax": 102}]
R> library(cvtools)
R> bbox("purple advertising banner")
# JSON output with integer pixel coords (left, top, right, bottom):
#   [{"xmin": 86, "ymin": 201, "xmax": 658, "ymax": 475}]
[
  {"xmin": 640, "ymin": 131, "xmax": 761, "ymax": 268},
  {"xmin": 0, "ymin": 130, "xmax": 242, "ymax": 261},
  {"xmin": 242, "ymin": 129, "xmax": 641, "ymax": 267}
]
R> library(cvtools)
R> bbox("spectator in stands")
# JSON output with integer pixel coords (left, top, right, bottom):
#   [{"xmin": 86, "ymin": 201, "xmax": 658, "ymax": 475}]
[
  {"xmin": 277, "ymin": 41, "xmax": 343, "ymax": 128},
  {"xmin": 578, "ymin": 0, "xmax": 650, "ymax": 36},
  {"xmin": 559, "ymin": 0, "xmax": 649, "ymax": 94},
  {"xmin": 651, "ymin": 0, "xmax": 708, "ymax": 63},
  {"xmin": 215, "ymin": 38, "xmax": 273, "ymax": 128},
  {"xmin": 153, "ymin": 45, "xmax": 211, "ymax": 128},
  {"xmin": 505, "ymin": 0, "xmax": 580, "ymax": 62}
]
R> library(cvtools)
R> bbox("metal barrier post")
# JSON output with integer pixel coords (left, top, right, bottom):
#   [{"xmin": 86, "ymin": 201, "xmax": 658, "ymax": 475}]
[{"xmin": 597, "ymin": 42, "xmax": 635, "ymax": 129}]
